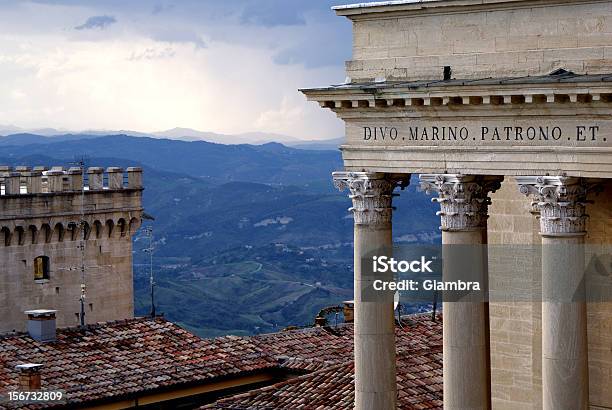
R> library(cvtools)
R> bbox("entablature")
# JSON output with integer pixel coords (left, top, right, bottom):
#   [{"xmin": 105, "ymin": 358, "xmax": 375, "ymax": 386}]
[{"xmin": 301, "ymin": 73, "xmax": 612, "ymax": 178}]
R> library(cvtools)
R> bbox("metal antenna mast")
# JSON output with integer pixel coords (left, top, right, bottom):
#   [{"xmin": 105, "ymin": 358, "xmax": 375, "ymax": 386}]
[
  {"xmin": 143, "ymin": 226, "xmax": 156, "ymax": 318},
  {"xmin": 431, "ymin": 290, "xmax": 438, "ymax": 322},
  {"xmin": 75, "ymin": 158, "xmax": 87, "ymax": 327},
  {"xmin": 59, "ymin": 156, "xmax": 115, "ymax": 328}
]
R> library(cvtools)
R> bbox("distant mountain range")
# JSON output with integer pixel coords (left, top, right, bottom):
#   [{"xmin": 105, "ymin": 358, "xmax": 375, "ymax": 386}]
[
  {"xmin": 0, "ymin": 134, "xmax": 341, "ymax": 186},
  {"xmin": 0, "ymin": 134, "xmax": 438, "ymax": 337},
  {"xmin": 0, "ymin": 125, "xmax": 341, "ymax": 148}
]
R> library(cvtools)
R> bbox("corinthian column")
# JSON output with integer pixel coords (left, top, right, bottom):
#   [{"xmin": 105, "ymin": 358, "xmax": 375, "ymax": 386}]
[
  {"xmin": 516, "ymin": 176, "xmax": 592, "ymax": 410},
  {"xmin": 420, "ymin": 174, "xmax": 501, "ymax": 410},
  {"xmin": 333, "ymin": 171, "xmax": 409, "ymax": 410}
]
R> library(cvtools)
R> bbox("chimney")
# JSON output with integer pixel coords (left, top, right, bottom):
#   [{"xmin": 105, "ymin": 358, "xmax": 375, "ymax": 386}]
[
  {"xmin": 343, "ymin": 300, "xmax": 354, "ymax": 323},
  {"xmin": 24, "ymin": 310, "xmax": 57, "ymax": 342},
  {"xmin": 15, "ymin": 364, "xmax": 43, "ymax": 390}
]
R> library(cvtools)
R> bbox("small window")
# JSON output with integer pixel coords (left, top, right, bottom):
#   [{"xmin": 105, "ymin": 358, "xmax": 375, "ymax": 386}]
[
  {"xmin": 34, "ymin": 256, "xmax": 50, "ymax": 281},
  {"xmin": 443, "ymin": 66, "xmax": 452, "ymax": 80}
]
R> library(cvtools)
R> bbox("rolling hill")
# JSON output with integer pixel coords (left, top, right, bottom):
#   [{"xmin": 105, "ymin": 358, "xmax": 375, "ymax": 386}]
[{"xmin": 0, "ymin": 134, "xmax": 439, "ymax": 337}]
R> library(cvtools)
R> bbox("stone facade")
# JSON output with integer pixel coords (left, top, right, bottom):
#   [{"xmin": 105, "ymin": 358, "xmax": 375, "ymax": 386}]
[
  {"xmin": 488, "ymin": 180, "xmax": 545, "ymax": 409},
  {"xmin": 337, "ymin": 0, "xmax": 612, "ymax": 82},
  {"xmin": 585, "ymin": 183, "xmax": 612, "ymax": 409},
  {"xmin": 488, "ymin": 179, "xmax": 612, "ymax": 409},
  {"xmin": 302, "ymin": 0, "xmax": 612, "ymax": 409},
  {"xmin": 0, "ymin": 167, "xmax": 143, "ymax": 333}
]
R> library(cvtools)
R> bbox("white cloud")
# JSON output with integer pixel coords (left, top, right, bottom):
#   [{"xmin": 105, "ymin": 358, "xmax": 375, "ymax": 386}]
[
  {"xmin": 255, "ymin": 94, "xmax": 342, "ymax": 140},
  {"xmin": 0, "ymin": 1, "xmax": 348, "ymax": 140},
  {"xmin": 254, "ymin": 216, "xmax": 294, "ymax": 227},
  {"xmin": 128, "ymin": 46, "xmax": 176, "ymax": 61}
]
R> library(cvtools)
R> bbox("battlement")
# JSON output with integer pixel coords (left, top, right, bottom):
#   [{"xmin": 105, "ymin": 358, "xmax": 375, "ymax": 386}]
[
  {"xmin": 0, "ymin": 166, "xmax": 143, "ymax": 195},
  {"xmin": 0, "ymin": 166, "xmax": 143, "ymax": 245}
]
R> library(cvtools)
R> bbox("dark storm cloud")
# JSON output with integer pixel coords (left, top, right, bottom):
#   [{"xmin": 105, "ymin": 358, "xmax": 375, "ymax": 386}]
[
  {"xmin": 24, "ymin": 0, "xmax": 360, "ymax": 67},
  {"xmin": 273, "ymin": 42, "xmax": 349, "ymax": 69},
  {"xmin": 236, "ymin": 0, "xmax": 355, "ymax": 67},
  {"xmin": 238, "ymin": 0, "xmax": 358, "ymax": 27},
  {"xmin": 240, "ymin": 1, "xmax": 307, "ymax": 27},
  {"xmin": 268, "ymin": 1, "xmax": 354, "ymax": 69},
  {"xmin": 272, "ymin": 25, "xmax": 351, "ymax": 69},
  {"xmin": 152, "ymin": 3, "xmax": 174, "ymax": 15},
  {"xmin": 74, "ymin": 15, "xmax": 116, "ymax": 30}
]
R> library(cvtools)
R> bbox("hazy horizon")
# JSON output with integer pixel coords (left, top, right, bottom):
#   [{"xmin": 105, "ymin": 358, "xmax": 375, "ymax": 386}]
[{"xmin": 0, "ymin": 124, "xmax": 346, "ymax": 145}]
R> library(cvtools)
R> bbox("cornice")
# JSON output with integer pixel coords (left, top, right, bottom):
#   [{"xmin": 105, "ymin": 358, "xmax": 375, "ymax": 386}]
[
  {"xmin": 332, "ymin": 0, "xmax": 610, "ymax": 20},
  {"xmin": 301, "ymin": 81, "xmax": 612, "ymax": 111}
]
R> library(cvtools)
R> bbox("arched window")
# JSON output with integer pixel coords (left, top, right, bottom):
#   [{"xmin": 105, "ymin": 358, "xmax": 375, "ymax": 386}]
[{"xmin": 34, "ymin": 256, "xmax": 50, "ymax": 281}]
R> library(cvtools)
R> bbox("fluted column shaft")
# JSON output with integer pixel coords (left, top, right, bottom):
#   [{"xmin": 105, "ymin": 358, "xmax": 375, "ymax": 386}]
[
  {"xmin": 421, "ymin": 174, "xmax": 501, "ymax": 410},
  {"xmin": 333, "ymin": 171, "xmax": 408, "ymax": 410},
  {"xmin": 517, "ymin": 176, "xmax": 591, "ymax": 410}
]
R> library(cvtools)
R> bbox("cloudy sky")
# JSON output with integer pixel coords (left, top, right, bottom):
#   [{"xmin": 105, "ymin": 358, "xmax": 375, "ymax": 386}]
[{"xmin": 0, "ymin": 0, "xmax": 358, "ymax": 140}]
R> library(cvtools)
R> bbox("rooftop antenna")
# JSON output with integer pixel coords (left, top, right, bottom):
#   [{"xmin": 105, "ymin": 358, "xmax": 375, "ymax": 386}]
[
  {"xmin": 431, "ymin": 290, "xmax": 438, "ymax": 322},
  {"xmin": 59, "ymin": 157, "xmax": 110, "ymax": 327},
  {"xmin": 394, "ymin": 291, "xmax": 404, "ymax": 329},
  {"xmin": 69, "ymin": 157, "xmax": 88, "ymax": 327},
  {"xmin": 143, "ymin": 226, "xmax": 156, "ymax": 318}
]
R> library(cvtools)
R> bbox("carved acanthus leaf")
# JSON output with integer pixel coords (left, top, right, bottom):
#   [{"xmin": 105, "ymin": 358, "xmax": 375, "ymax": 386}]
[
  {"xmin": 332, "ymin": 172, "xmax": 409, "ymax": 225},
  {"xmin": 420, "ymin": 174, "xmax": 502, "ymax": 231},
  {"xmin": 516, "ymin": 176, "xmax": 598, "ymax": 236}
]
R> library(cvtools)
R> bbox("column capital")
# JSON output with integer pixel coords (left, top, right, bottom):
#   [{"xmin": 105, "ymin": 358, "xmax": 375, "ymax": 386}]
[
  {"xmin": 332, "ymin": 171, "xmax": 409, "ymax": 226},
  {"xmin": 420, "ymin": 174, "xmax": 502, "ymax": 231},
  {"xmin": 516, "ymin": 176, "xmax": 598, "ymax": 237}
]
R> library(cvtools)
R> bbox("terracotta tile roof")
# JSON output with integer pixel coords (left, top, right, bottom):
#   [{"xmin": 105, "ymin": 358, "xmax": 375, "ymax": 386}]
[
  {"xmin": 0, "ymin": 317, "xmax": 277, "ymax": 409},
  {"xmin": 205, "ymin": 314, "xmax": 443, "ymax": 409},
  {"xmin": 247, "ymin": 313, "xmax": 441, "ymax": 367},
  {"xmin": 207, "ymin": 362, "xmax": 354, "ymax": 409},
  {"xmin": 0, "ymin": 313, "xmax": 442, "ymax": 409},
  {"xmin": 249, "ymin": 325, "xmax": 354, "ymax": 365},
  {"xmin": 206, "ymin": 348, "xmax": 442, "ymax": 409},
  {"xmin": 396, "ymin": 348, "xmax": 443, "ymax": 409}
]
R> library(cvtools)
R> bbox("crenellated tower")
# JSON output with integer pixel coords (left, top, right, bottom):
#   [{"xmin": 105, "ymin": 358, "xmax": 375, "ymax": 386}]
[{"xmin": 0, "ymin": 166, "xmax": 143, "ymax": 333}]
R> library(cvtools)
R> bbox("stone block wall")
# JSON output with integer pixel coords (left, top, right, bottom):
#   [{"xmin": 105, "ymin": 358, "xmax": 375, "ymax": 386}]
[
  {"xmin": 584, "ymin": 181, "xmax": 612, "ymax": 409},
  {"xmin": 488, "ymin": 178, "xmax": 542, "ymax": 409},
  {"xmin": 487, "ymin": 177, "xmax": 612, "ymax": 409},
  {"xmin": 0, "ymin": 167, "xmax": 143, "ymax": 333},
  {"xmin": 339, "ymin": 0, "xmax": 612, "ymax": 81}
]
